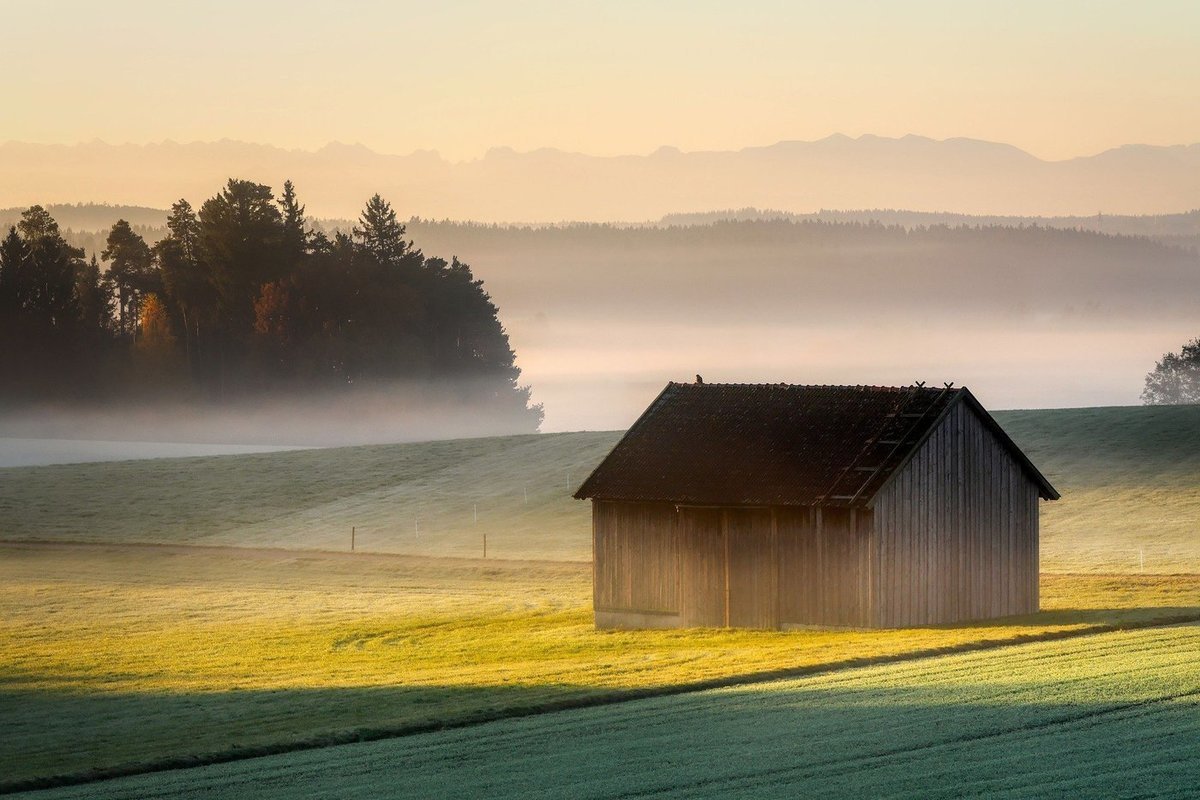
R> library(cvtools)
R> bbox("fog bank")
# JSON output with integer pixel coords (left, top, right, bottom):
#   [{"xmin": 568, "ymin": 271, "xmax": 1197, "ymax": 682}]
[{"xmin": 0, "ymin": 381, "xmax": 544, "ymax": 449}]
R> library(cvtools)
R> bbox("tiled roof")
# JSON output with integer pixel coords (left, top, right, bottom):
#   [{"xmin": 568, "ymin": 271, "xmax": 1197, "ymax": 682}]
[{"xmin": 574, "ymin": 382, "xmax": 1057, "ymax": 507}]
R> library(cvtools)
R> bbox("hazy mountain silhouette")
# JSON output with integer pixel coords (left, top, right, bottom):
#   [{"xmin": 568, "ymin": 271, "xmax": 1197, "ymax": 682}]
[{"xmin": 2, "ymin": 135, "xmax": 1199, "ymax": 220}]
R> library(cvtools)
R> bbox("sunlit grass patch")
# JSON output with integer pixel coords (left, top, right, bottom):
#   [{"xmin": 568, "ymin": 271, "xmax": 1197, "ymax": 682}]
[
  {"xmin": 2, "ymin": 543, "xmax": 1198, "ymax": 788},
  {"xmin": 20, "ymin": 621, "xmax": 1200, "ymax": 799}
]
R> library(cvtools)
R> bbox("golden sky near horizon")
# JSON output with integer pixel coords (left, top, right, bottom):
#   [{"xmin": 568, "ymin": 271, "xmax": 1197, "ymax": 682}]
[{"xmin": 4, "ymin": 0, "xmax": 1198, "ymax": 161}]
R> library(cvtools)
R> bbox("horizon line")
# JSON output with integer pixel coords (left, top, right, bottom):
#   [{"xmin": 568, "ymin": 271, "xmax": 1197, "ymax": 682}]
[{"xmin": 3, "ymin": 133, "xmax": 1198, "ymax": 167}]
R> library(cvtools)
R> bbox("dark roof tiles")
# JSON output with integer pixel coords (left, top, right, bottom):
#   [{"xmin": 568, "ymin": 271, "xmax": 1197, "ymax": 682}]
[{"xmin": 574, "ymin": 382, "xmax": 1057, "ymax": 506}]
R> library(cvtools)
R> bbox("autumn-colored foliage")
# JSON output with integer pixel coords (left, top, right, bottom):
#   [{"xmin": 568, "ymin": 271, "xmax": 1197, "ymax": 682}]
[{"xmin": 0, "ymin": 183, "xmax": 542, "ymax": 430}]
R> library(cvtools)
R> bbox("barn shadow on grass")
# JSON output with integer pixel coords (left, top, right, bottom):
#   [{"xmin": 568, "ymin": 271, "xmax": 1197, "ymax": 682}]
[
  {"xmin": 5, "ymin": 624, "xmax": 1200, "ymax": 800},
  {"xmin": 948, "ymin": 604, "xmax": 1200, "ymax": 630},
  {"xmin": 0, "ymin": 679, "xmax": 608, "ymax": 792}
]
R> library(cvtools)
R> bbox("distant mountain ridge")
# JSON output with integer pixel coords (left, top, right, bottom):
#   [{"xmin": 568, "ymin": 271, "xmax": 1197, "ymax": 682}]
[{"xmin": 2, "ymin": 134, "xmax": 1199, "ymax": 220}]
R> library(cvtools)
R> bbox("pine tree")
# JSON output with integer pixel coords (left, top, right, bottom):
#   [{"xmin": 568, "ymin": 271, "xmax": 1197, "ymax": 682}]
[
  {"xmin": 353, "ymin": 194, "xmax": 414, "ymax": 265},
  {"xmin": 198, "ymin": 179, "xmax": 285, "ymax": 333},
  {"xmin": 19, "ymin": 206, "xmax": 83, "ymax": 330},
  {"xmin": 102, "ymin": 219, "xmax": 155, "ymax": 337},
  {"xmin": 0, "ymin": 225, "xmax": 31, "ymax": 314},
  {"xmin": 278, "ymin": 180, "xmax": 308, "ymax": 266},
  {"xmin": 157, "ymin": 198, "xmax": 213, "ymax": 375},
  {"xmin": 165, "ymin": 199, "xmax": 201, "ymax": 262},
  {"xmin": 75, "ymin": 254, "xmax": 115, "ymax": 338}
]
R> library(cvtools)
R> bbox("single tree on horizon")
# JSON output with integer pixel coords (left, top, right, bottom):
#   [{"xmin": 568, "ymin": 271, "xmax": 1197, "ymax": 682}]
[{"xmin": 1143, "ymin": 337, "xmax": 1200, "ymax": 405}]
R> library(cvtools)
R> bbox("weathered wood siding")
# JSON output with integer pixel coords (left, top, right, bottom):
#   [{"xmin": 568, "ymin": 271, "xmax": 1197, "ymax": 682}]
[
  {"xmin": 678, "ymin": 508, "xmax": 726, "ymax": 626},
  {"xmin": 726, "ymin": 508, "xmax": 777, "ymax": 629},
  {"xmin": 594, "ymin": 501, "xmax": 874, "ymax": 629},
  {"xmin": 870, "ymin": 401, "xmax": 1040, "ymax": 627},
  {"xmin": 592, "ymin": 501, "xmax": 679, "ymax": 620},
  {"xmin": 593, "ymin": 402, "xmax": 1043, "ymax": 630},
  {"xmin": 777, "ymin": 507, "xmax": 873, "ymax": 627}
]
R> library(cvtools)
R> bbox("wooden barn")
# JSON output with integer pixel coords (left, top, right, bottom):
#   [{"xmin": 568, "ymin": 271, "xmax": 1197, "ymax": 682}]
[{"xmin": 574, "ymin": 381, "xmax": 1059, "ymax": 629}]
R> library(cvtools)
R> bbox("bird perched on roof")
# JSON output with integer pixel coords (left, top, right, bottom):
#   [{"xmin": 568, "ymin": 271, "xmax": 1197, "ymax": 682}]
[{"xmin": 695, "ymin": 374, "xmax": 704, "ymax": 384}]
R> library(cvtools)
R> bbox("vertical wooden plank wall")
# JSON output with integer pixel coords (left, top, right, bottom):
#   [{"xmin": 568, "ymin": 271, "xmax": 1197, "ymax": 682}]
[
  {"xmin": 725, "ymin": 508, "xmax": 776, "ymax": 628},
  {"xmin": 593, "ymin": 501, "xmax": 679, "ymax": 615},
  {"xmin": 776, "ymin": 506, "xmax": 872, "ymax": 627},
  {"xmin": 678, "ymin": 508, "xmax": 726, "ymax": 626},
  {"xmin": 871, "ymin": 403, "xmax": 1040, "ymax": 626}
]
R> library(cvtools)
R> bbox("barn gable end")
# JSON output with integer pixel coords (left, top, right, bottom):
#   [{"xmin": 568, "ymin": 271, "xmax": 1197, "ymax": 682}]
[{"xmin": 870, "ymin": 398, "xmax": 1042, "ymax": 626}]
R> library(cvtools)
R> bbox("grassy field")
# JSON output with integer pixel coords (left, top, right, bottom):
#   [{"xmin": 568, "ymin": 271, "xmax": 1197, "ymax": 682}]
[
  {"xmin": 2, "ymin": 403, "xmax": 1199, "ymax": 793},
  {"xmin": 995, "ymin": 404, "xmax": 1200, "ymax": 573},
  {"xmin": 0, "ymin": 431, "xmax": 617, "ymax": 562},
  {"xmin": 3, "ymin": 404, "xmax": 1200, "ymax": 570},
  {"xmin": 2, "ymin": 542, "xmax": 1198, "ymax": 791},
  {"xmin": 20, "ymin": 620, "xmax": 1200, "ymax": 799}
]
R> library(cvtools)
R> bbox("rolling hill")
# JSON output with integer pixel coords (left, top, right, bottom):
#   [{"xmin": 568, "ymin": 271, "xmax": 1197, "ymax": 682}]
[
  {"xmin": 2, "ymin": 404, "xmax": 1199, "ymax": 571},
  {"xmin": 3, "ymin": 403, "xmax": 1199, "ymax": 792}
]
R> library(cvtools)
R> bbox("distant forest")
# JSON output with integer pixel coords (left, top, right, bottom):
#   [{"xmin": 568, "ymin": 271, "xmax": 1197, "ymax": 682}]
[
  {"xmin": 0, "ymin": 183, "xmax": 542, "ymax": 431},
  {"xmin": 5, "ymin": 199, "xmax": 1199, "ymax": 432},
  {"xmin": 4, "ymin": 204, "xmax": 1198, "ymax": 256}
]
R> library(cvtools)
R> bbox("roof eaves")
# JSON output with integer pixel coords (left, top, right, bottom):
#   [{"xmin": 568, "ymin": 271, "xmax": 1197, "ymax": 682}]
[
  {"xmin": 959, "ymin": 389, "xmax": 1060, "ymax": 501},
  {"xmin": 573, "ymin": 381, "xmax": 678, "ymax": 500}
]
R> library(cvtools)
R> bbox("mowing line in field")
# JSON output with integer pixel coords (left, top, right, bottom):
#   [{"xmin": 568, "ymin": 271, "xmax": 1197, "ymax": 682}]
[
  {"xmin": 13, "ymin": 622, "xmax": 1200, "ymax": 800},
  {"xmin": 5, "ymin": 612, "xmax": 1200, "ymax": 796},
  {"xmin": 633, "ymin": 687, "xmax": 1200, "ymax": 798}
]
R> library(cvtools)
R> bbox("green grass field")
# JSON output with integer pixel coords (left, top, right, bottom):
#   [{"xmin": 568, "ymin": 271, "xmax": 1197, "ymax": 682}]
[
  {"xmin": 1000, "ymin": 404, "xmax": 1200, "ymax": 574},
  {"xmin": 3, "ymin": 404, "xmax": 1200, "ymax": 570},
  {"xmin": 2, "ymin": 403, "xmax": 1199, "ymax": 795},
  {"xmin": 0, "ymin": 431, "xmax": 617, "ymax": 561},
  {"xmin": 4, "ymin": 543, "xmax": 1196, "ymax": 791},
  {"xmin": 20, "ymin": 621, "xmax": 1200, "ymax": 799}
]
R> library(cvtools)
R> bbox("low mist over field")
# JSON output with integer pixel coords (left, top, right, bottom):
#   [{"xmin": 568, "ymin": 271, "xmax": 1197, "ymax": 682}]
[
  {"xmin": 0, "ymin": 380, "xmax": 542, "ymax": 448},
  {"xmin": 7, "ymin": 202, "xmax": 1195, "ymax": 433},
  {"xmin": 402, "ymin": 220, "xmax": 1200, "ymax": 428}
]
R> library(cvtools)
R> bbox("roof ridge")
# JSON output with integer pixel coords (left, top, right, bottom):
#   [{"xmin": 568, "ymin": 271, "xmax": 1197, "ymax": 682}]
[{"xmin": 673, "ymin": 382, "xmax": 955, "ymax": 391}]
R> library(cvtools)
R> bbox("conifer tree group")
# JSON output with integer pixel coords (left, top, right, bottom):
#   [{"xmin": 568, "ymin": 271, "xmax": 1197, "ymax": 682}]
[{"xmin": 0, "ymin": 179, "xmax": 542, "ymax": 430}]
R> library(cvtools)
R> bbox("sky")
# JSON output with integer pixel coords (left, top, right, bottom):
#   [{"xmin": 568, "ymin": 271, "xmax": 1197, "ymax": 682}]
[{"xmin": 4, "ymin": 0, "xmax": 1199, "ymax": 161}]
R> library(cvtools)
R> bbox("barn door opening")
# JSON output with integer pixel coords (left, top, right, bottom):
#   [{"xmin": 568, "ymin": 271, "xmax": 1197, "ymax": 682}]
[
  {"xmin": 726, "ymin": 508, "xmax": 777, "ymax": 629},
  {"xmin": 677, "ymin": 507, "xmax": 725, "ymax": 627},
  {"xmin": 678, "ymin": 507, "xmax": 778, "ymax": 629}
]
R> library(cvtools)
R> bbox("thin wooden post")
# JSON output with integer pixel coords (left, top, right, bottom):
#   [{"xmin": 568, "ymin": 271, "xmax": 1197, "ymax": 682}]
[
  {"xmin": 815, "ymin": 507, "xmax": 823, "ymax": 623},
  {"xmin": 351, "ymin": 526, "xmax": 355, "ymax": 552},
  {"xmin": 849, "ymin": 507, "xmax": 858, "ymax": 625},
  {"xmin": 483, "ymin": 534, "xmax": 487, "ymax": 559},
  {"xmin": 771, "ymin": 507, "xmax": 780, "ymax": 630},
  {"xmin": 722, "ymin": 510, "xmax": 731, "ymax": 628}
]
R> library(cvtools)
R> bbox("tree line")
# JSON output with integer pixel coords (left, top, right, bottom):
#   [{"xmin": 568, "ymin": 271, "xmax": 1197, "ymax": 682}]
[{"xmin": 0, "ymin": 179, "xmax": 542, "ymax": 430}]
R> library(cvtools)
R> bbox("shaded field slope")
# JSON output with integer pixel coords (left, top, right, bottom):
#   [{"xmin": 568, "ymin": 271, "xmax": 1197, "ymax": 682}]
[
  {"xmin": 2, "ymin": 543, "xmax": 1197, "ymax": 791},
  {"xmin": 3, "ymin": 404, "xmax": 1200, "ymax": 570},
  {"xmin": 20, "ymin": 621, "xmax": 1200, "ymax": 799}
]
